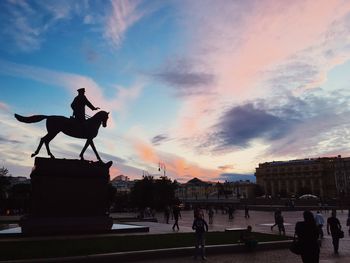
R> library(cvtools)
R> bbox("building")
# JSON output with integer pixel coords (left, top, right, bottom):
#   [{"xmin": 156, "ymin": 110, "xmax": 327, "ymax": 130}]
[
  {"xmin": 110, "ymin": 175, "xmax": 134, "ymax": 193},
  {"xmin": 232, "ymin": 180, "xmax": 256, "ymax": 199},
  {"xmin": 255, "ymin": 156, "xmax": 345, "ymax": 198},
  {"xmin": 175, "ymin": 177, "xmax": 256, "ymax": 201},
  {"xmin": 175, "ymin": 178, "xmax": 214, "ymax": 200},
  {"xmin": 334, "ymin": 156, "xmax": 350, "ymax": 197}
]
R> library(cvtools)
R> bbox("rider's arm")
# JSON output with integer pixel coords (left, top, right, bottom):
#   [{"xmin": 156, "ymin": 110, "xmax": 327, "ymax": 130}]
[{"xmin": 83, "ymin": 96, "xmax": 99, "ymax": 110}]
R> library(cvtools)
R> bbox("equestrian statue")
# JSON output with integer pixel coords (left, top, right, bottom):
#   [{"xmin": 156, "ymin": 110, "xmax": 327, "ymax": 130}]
[{"xmin": 14, "ymin": 88, "xmax": 109, "ymax": 162}]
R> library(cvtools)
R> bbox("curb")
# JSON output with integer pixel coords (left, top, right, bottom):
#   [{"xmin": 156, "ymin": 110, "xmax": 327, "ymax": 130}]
[{"xmin": 2, "ymin": 240, "xmax": 292, "ymax": 263}]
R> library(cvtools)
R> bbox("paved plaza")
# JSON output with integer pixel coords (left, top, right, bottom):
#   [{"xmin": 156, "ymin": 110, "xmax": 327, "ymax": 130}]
[
  {"xmin": 130, "ymin": 209, "xmax": 350, "ymax": 263},
  {"xmin": 1, "ymin": 209, "xmax": 350, "ymax": 262}
]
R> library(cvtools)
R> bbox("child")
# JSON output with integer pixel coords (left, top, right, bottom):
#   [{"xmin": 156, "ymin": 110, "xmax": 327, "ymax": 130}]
[{"xmin": 192, "ymin": 212, "xmax": 209, "ymax": 260}]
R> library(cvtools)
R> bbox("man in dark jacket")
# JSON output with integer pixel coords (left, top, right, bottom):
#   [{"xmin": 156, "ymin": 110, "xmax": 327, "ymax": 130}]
[
  {"xmin": 192, "ymin": 212, "xmax": 208, "ymax": 260},
  {"xmin": 327, "ymin": 210, "xmax": 342, "ymax": 254},
  {"xmin": 71, "ymin": 88, "xmax": 99, "ymax": 121}
]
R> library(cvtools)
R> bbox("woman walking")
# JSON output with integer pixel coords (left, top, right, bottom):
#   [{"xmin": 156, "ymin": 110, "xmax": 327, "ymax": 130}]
[{"xmin": 295, "ymin": 210, "xmax": 320, "ymax": 263}]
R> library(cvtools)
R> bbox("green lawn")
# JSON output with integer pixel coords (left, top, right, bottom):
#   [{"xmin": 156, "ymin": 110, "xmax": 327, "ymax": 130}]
[{"xmin": 0, "ymin": 231, "xmax": 290, "ymax": 261}]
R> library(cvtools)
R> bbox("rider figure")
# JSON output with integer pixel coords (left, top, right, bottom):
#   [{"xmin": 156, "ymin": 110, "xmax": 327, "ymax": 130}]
[{"xmin": 71, "ymin": 88, "xmax": 99, "ymax": 122}]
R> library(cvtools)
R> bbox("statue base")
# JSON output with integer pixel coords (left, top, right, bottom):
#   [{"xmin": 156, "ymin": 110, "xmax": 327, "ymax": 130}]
[
  {"xmin": 20, "ymin": 157, "xmax": 113, "ymax": 235},
  {"xmin": 20, "ymin": 216, "xmax": 113, "ymax": 235}
]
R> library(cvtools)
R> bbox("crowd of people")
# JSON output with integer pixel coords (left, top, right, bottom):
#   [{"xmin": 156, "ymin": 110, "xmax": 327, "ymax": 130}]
[
  {"xmin": 158, "ymin": 204, "xmax": 350, "ymax": 262},
  {"xmin": 292, "ymin": 209, "xmax": 347, "ymax": 263}
]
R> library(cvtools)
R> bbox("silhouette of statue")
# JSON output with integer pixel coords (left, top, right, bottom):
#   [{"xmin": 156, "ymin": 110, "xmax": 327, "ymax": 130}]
[
  {"xmin": 14, "ymin": 111, "xmax": 109, "ymax": 162},
  {"xmin": 71, "ymin": 88, "xmax": 100, "ymax": 121}
]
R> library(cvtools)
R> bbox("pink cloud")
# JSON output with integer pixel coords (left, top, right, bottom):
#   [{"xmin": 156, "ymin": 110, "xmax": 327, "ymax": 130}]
[
  {"xmin": 0, "ymin": 102, "xmax": 10, "ymax": 112},
  {"xmin": 104, "ymin": 0, "xmax": 145, "ymax": 49},
  {"xmin": 171, "ymin": 0, "xmax": 350, "ymax": 143}
]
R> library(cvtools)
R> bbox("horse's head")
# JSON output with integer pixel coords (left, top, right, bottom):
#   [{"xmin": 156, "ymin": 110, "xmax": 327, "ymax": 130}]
[
  {"xmin": 90, "ymin": 111, "xmax": 109, "ymax": 128},
  {"xmin": 100, "ymin": 111, "xmax": 109, "ymax": 127}
]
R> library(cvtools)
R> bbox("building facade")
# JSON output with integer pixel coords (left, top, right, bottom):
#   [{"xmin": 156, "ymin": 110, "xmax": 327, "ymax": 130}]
[
  {"xmin": 110, "ymin": 175, "xmax": 134, "ymax": 193},
  {"xmin": 334, "ymin": 157, "xmax": 350, "ymax": 197},
  {"xmin": 175, "ymin": 177, "xmax": 256, "ymax": 201},
  {"xmin": 255, "ymin": 156, "xmax": 347, "ymax": 198}
]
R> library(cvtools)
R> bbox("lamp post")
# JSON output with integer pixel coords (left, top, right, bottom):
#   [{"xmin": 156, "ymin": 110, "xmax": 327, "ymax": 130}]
[{"xmin": 158, "ymin": 162, "xmax": 166, "ymax": 178}]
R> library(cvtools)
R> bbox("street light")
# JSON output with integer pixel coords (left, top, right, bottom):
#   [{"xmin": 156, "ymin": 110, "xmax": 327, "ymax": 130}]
[{"xmin": 158, "ymin": 162, "xmax": 166, "ymax": 178}]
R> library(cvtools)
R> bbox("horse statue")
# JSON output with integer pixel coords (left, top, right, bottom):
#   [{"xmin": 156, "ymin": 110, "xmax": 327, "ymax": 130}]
[{"xmin": 14, "ymin": 111, "xmax": 109, "ymax": 162}]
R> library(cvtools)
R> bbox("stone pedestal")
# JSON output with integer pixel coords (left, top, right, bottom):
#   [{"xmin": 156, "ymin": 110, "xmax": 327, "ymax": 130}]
[{"xmin": 20, "ymin": 157, "xmax": 113, "ymax": 235}]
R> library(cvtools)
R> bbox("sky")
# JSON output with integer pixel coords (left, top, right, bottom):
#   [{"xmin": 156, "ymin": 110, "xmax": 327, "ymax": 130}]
[{"xmin": 1, "ymin": 0, "xmax": 350, "ymax": 183}]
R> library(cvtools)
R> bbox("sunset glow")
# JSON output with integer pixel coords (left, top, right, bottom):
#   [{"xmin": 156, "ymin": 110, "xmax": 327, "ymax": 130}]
[{"xmin": 2, "ymin": 0, "xmax": 350, "ymax": 182}]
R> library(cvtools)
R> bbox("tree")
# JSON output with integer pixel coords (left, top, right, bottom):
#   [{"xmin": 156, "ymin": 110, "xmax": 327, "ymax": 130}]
[
  {"xmin": 154, "ymin": 176, "xmax": 177, "ymax": 208},
  {"xmin": 0, "ymin": 166, "xmax": 10, "ymax": 176},
  {"xmin": 130, "ymin": 176, "xmax": 177, "ymax": 210},
  {"xmin": 130, "ymin": 176, "xmax": 155, "ymax": 209},
  {"xmin": 254, "ymin": 184, "xmax": 265, "ymax": 197},
  {"xmin": 0, "ymin": 167, "xmax": 11, "ymax": 199},
  {"xmin": 8, "ymin": 183, "xmax": 31, "ymax": 213}
]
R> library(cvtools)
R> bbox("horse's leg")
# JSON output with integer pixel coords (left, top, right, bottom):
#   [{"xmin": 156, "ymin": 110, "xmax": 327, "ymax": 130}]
[
  {"xmin": 90, "ymin": 139, "xmax": 102, "ymax": 162},
  {"xmin": 31, "ymin": 137, "xmax": 45, "ymax": 157},
  {"xmin": 43, "ymin": 132, "xmax": 58, "ymax": 159},
  {"xmin": 80, "ymin": 140, "xmax": 90, "ymax": 160}
]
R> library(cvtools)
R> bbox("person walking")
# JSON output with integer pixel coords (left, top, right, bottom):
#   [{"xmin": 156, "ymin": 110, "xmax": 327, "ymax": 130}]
[
  {"xmin": 295, "ymin": 210, "xmax": 320, "ymax": 263},
  {"xmin": 276, "ymin": 211, "xmax": 285, "ymax": 235},
  {"xmin": 244, "ymin": 204, "xmax": 250, "ymax": 219},
  {"xmin": 228, "ymin": 205, "xmax": 234, "ymax": 220},
  {"xmin": 327, "ymin": 210, "xmax": 342, "ymax": 254},
  {"xmin": 346, "ymin": 209, "xmax": 350, "ymax": 236},
  {"xmin": 271, "ymin": 209, "xmax": 280, "ymax": 231},
  {"xmin": 208, "ymin": 207, "xmax": 214, "ymax": 225},
  {"xmin": 172, "ymin": 205, "xmax": 181, "ymax": 231},
  {"xmin": 192, "ymin": 212, "xmax": 209, "ymax": 260},
  {"xmin": 314, "ymin": 211, "xmax": 325, "ymax": 239},
  {"xmin": 164, "ymin": 205, "xmax": 171, "ymax": 224}
]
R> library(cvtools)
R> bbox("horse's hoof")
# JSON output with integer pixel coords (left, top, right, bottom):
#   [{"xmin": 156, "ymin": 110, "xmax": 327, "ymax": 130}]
[{"xmin": 31, "ymin": 153, "xmax": 36, "ymax": 158}]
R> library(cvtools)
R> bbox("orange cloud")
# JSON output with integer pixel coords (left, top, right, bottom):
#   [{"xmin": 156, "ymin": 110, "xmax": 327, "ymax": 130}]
[
  {"xmin": 132, "ymin": 139, "xmax": 220, "ymax": 182},
  {"xmin": 167, "ymin": 157, "xmax": 219, "ymax": 182},
  {"xmin": 110, "ymin": 165, "xmax": 122, "ymax": 179},
  {"xmin": 133, "ymin": 140, "xmax": 159, "ymax": 164}
]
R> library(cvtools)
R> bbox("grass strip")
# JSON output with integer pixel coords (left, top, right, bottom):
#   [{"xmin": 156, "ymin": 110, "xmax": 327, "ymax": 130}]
[{"xmin": 0, "ymin": 231, "xmax": 290, "ymax": 261}]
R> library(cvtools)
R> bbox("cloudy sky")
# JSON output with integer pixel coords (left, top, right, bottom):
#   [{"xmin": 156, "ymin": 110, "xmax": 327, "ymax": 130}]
[{"xmin": 1, "ymin": 0, "xmax": 350, "ymax": 182}]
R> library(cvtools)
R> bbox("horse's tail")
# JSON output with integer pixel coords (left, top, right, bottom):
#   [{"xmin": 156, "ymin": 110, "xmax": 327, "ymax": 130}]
[{"xmin": 14, "ymin": 114, "xmax": 47, "ymax": 123}]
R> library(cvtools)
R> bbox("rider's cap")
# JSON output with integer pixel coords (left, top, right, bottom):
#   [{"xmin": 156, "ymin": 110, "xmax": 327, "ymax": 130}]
[{"xmin": 77, "ymin": 88, "xmax": 85, "ymax": 93}]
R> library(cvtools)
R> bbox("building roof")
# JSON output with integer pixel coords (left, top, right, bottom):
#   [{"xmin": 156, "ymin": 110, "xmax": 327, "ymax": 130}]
[{"xmin": 186, "ymin": 177, "xmax": 208, "ymax": 185}]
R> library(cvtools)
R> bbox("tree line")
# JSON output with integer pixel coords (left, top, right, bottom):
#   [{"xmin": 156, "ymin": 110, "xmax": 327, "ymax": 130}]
[{"xmin": 1, "ymin": 166, "xmax": 178, "ymax": 215}]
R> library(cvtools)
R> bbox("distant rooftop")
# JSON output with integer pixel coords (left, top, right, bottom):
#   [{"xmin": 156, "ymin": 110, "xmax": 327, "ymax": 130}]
[{"xmin": 259, "ymin": 156, "xmax": 344, "ymax": 166}]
